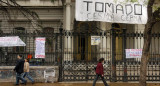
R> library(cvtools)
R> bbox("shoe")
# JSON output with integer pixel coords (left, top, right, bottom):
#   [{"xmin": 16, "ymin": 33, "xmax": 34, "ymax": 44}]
[
  {"xmin": 24, "ymin": 81, "xmax": 27, "ymax": 85},
  {"xmin": 21, "ymin": 81, "xmax": 27, "ymax": 85},
  {"xmin": 21, "ymin": 83, "xmax": 25, "ymax": 85},
  {"xmin": 14, "ymin": 83, "xmax": 19, "ymax": 85},
  {"xmin": 32, "ymin": 81, "xmax": 35, "ymax": 84},
  {"xmin": 32, "ymin": 82, "xmax": 35, "ymax": 84}
]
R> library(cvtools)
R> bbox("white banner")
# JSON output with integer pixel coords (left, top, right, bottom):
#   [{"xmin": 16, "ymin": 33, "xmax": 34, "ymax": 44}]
[
  {"xmin": 91, "ymin": 36, "xmax": 101, "ymax": 45},
  {"xmin": 126, "ymin": 49, "xmax": 142, "ymax": 58},
  {"xmin": 76, "ymin": 0, "xmax": 148, "ymax": 24},
  {"xmin": 0, "ymin": 36, "xmax": 26, "ymax": 47},
  {"xmin": 35, "ymin": 37, "xmax": 46, "ymax": 58}
]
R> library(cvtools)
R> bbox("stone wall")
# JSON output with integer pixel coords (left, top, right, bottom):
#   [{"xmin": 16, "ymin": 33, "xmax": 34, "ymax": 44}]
[{"xmin": 0, "ymin": 66, "xmax": 59, "ymax": 82}]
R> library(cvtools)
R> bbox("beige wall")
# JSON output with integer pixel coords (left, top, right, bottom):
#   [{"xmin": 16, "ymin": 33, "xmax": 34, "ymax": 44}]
[
  {"xmin": 2, "ymin": 0, "xmax": 62, "ymax": 6},
  {"xmin": 0, "ymin": 8, "xmax": 63, "ymax": 33}
]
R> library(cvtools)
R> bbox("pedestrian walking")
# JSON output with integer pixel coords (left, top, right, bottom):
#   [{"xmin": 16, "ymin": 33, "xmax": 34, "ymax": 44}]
[
  {"xmin": 93, "ymin": 58, "xmax": 109, "ymax": 86},
  {"xmin": 14, "ymin": 55, "xmax": 27, "ymax": 85},
  {"xmin": 23, "ymin": 59, "xmax": 35, "ymax": 84}
]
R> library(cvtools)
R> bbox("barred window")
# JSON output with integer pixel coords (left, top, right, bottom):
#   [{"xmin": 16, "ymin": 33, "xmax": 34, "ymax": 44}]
[
  {"xmin": 43, "ymin": 27, "xmax": 55, "ymax": 52},
  {"xmin": 13, "ymin": 27, "xmax": 26, "ymax": 53}
]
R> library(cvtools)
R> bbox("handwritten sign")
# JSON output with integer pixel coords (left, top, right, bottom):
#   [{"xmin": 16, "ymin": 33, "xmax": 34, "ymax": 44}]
[
  {"xmin": 0, "ymin": 36, "xmax": 26, "ymax": 47},
  {"xmin": 126, "ymin": 49, "xmax": 142, "ymax": 58},
  {"xmin": 35, "ymin": 37, "xmax": 46, "ymax": 58},
  {"xmin": 76, "ymin": 0, "xmax": 148, "ymax": 24},
  {"xmin": 91, "ymin": 36, "xmax": 101, "ymax": 45}
]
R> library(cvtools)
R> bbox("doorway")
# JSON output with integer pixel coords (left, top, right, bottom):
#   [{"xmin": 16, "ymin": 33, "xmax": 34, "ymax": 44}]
[
  {"xmin": 112, "ymin": 23, "xmax": 123, "ymax": 61},
  {"xmin": 73, "ymin": 22, "xmax": 92, "ymax": 61}
]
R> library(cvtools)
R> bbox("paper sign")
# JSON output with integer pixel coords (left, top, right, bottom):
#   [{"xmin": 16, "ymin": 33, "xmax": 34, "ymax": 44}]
[
  {"xmin": 126, "ymin": 49, "xmax": 142, "ymax": 58},
  {"xmin": 91, "ymin": 36, "xmax": 101, "ymax": 45},
  {"xmin": 35, "ymin": 37, "xmax": 46, "ymax": 58}
]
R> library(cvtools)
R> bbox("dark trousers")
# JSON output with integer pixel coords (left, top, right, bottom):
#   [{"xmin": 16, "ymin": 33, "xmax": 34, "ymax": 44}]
[
  {"xmin": 93, "ymin": 74, "xmax": 109, "ymax": 86},
  {"xmin": 16, "ymin": 73, "xmax": 27, "ymax": 84}
]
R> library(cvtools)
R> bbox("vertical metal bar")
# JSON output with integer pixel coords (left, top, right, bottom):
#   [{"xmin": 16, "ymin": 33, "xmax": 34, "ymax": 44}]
[
  {"xmin": 55, "ymin": 35, "xmax": 58, "ymax": 65},
  {"xmin": 0, "ymin": 32, "xmax": 2, "ymax": 65},
  {"xmin": 122, "ymin": 28, "xmax": 127, "ymax": 82},
  {"xmin": 158, "ymin": 33, "xmax": 160, "ymax": 81},
  {"xmin": 33, "ymin": 33, "xmax": 35, "ymax": 66},
  {"xmin": 71, "ymin": 32, "xmax": 73, "ymax": 62},
  {"xmin": 5, "ymin": 47, "xmax": 8, "ymax": 65},
  {"xmin": 111, "ymin": 28, "xmax": 116, "ymax": 82},
  {"xmin": 86, "ymin": 34, "xmax": 88, "ymax": 81},
  {"xmin": 59, "ymin": 28, "xmax": 63, "ymax": 82},
  {"xmin": 102, "ymin": 32, "xmax": 104, "ymax": 59},
  {"xmin": 67, "ymin": 32, "xmax": 68, "ymax": 61}
]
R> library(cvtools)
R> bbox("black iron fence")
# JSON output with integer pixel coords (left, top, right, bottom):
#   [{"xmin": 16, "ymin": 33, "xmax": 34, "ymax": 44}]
[
  {"xmin": 1, "ymin": 28, "xmax": 160, "ymax": 82},
  {"xmin": 0, "ymin": 30, "xmax": 63, "ymax": 66},
  {"xmin": 61, "ymin": 30, "xmax": 112, "ymax": 81}
]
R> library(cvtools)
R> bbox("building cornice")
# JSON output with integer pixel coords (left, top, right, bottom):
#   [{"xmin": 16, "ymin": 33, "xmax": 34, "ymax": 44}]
[{"xmin": 1, "ymin": 6, "xmax": 63, "ymax": 9}]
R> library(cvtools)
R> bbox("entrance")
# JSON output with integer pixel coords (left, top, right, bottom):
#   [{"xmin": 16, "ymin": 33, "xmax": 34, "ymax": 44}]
[
  {"xmin": 74, "ymin": 22, "xmax": 91, "ymax": 61},
  {"xmin": 112, "ymin": 23, "xmax": 123, "ymax": 61},
  {"xmin": 80, "ymin": 36, "xmax": 85, "ymax": 60}
]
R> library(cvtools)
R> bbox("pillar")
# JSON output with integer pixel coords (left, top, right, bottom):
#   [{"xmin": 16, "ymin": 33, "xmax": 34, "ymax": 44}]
[
  {"xmin": 134, "ymin": 25, "xmax": 145, "ymax": 62},
  {"xmin": 100, "ymin": 22, "xmax": 107, "ymax": 61},
  {"xmin": 64, "ymin": 0, "xmax": 73, "ymax": 62}
]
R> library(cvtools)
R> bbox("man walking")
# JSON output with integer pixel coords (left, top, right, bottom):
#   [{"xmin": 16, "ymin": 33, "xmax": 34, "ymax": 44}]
[{"xmin": 14, "ymin": 55, "xmax": 27, "ymax": 85}]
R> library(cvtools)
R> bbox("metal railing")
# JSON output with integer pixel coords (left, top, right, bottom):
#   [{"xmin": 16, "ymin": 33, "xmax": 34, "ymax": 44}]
[{"xmin": 1, "ymin": 29, "xmax": 160, "ymax": 82}]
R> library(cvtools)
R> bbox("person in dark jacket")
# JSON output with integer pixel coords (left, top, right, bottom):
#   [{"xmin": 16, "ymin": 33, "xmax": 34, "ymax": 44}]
[
  {"xmin": 93, "ymin": 58, "xmax": 109, "ymax": 86},
  {"xmin": 14, "ymin": 55, "xmax": 27, "ymax": 85}
]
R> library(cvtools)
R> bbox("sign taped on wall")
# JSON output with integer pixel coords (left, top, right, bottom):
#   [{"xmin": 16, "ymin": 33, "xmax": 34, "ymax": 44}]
[
  {"xmin": 76, "ymin": 0, "xmax": 148, "ymax": 24},
  {"xmin": 126, "ymin": 49, "xmax": 142, "ymax": 58},
  {"xmin": 35, "ymin": 37, "xmax": 46, "ymax": 58},
  {"xmin": 91, "ymin": 36, "xmax": 101, "ymax": 45}
]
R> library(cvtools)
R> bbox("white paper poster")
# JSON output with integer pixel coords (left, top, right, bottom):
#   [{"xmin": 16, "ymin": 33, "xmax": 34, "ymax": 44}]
[
  {"xmin": 0, "ymin": 36, "xmax": 26, "ymax": 47},
  {"xmin": 91, "ymin": 36, "xmax": 101, "ymax": 45},
  {"xmin": 76, "ymin": 0, "xmax": 148, "ymax": 24},
  {"xmin": 126, "ymin": 49, "xmax": 142, "ymax": 58},
  {"xmin": 35, "ymin": 37, "xmax": 46, "ymax": 58}
]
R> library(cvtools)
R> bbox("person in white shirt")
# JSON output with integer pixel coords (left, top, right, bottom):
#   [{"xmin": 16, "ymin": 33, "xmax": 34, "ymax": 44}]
[{"xmin": 23, "ymin": 59, "xmax": 34, "ymax": 84}]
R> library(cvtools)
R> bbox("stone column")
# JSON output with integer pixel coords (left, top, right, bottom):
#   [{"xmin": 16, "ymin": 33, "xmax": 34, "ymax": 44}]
[
  {"xmin": 64, "ymin": 0, "xmax": 73, "ymax": 62},
  {"xmin": 100, "ymin": 22, "xmax": 107, "ymax": 60},
  {"xmin": 134, "ymin": 24, "xmax": 144, "ymax": 49},
  {"xmin": 134, "ymin": 24, "xmax": 145, "ymax": 61}
]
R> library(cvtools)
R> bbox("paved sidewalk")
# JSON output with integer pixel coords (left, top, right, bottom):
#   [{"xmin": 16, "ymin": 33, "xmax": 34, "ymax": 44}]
[{"xmin": 1, "ymin": 82, "xmax": 160, "ymax": 86}]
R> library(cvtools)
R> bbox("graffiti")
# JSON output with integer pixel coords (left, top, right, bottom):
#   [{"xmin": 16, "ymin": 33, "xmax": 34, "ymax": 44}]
[
  {"xmin": 0, "ymin": 70, "xmax": 14, "ymax": 79},
  {"xmin": 0, "ymin": 67, "xmax": 57, "ymax": 82}
]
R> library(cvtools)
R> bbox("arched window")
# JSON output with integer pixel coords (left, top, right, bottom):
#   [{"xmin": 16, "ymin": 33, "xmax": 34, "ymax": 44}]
[
  {"xmin": 112, "ymin": 23, "xmax": 123, "ymax": 61},
  {"xmin": 43, "ymin": 27, "xmax": 55, "ymax": 52},
  {"xmin": 43, "ymin": 27, "xmax": 54, "ymax": 33},
  {"xmin": 13, "ymin": 27, "xmax": 26, "ymax": 53},
  {"xmin": 112, "ymin": 23, "xmax": 120, "ymax": 28},
  {"xmin": 14, "ymin": 27, "xmax": 25, "ymax": 33}
]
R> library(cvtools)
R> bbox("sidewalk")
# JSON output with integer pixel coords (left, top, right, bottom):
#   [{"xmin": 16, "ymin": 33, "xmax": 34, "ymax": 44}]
[{"xmin": 1, "ymin": 82, "xmax": 160, "ymax": 86}]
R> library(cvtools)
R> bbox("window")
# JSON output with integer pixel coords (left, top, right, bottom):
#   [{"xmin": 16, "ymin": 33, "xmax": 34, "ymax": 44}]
[
  {"xmin": 43, "ymin": 27, "xmax": 55, "ymax": 52},
  {"xmin": 13, "ymin": 27, "xmax": 26, "ymax": 53}
]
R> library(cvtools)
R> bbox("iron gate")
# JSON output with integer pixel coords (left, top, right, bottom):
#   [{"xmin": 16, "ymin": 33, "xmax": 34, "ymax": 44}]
[
  {"xmin": 1, "ymin": 28, "xmax": 160, "ymax": 82},
  {"xmin": 60, "ymin": 29, "xmax": 160, "ymax": 82},
  {"xmin": 61, "ymin": 30, "xmax": 112, "ymax": 81},
  {"xmin": 0, "ymin": 30, "xmax": 62, "ymax": 66}
]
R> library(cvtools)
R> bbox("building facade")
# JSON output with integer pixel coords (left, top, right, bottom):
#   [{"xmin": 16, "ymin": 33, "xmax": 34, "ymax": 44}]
[{"xmin": 0, "ymin": 0, "xmax": 160, "ymax": 82}]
